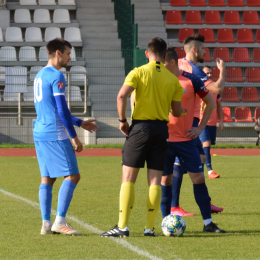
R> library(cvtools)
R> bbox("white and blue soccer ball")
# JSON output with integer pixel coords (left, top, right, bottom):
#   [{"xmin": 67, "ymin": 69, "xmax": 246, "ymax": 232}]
[{"xmin": 161, "ymin": 214, "xmax": 186, "ymax": 237}]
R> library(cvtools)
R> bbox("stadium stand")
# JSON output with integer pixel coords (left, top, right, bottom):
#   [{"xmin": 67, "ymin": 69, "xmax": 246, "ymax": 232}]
[
  {"xmin": 175, "ymin": 47, "xmax": 186, "ymax": 58},
  {"xmin": 208, "ymin": 0, "xmax": 226, "ymax": 6},
  {"xmin": 241, "ymin": 87, "xmax": 259, "ymax": 102},
  {"xmin": 34, "ymin": 9, "xmax": 51, "ymax": 23},
  {"xmin": 189, "ymin": 0, "xmax": 206, "ymax": 6},
  {"xmin": 213, "ymin": 47, "xmax": 231, "ymax": 62},
  {"xmin": 19, "ymin": 46, "xmax": 37, "ymax": 61},
  {"xmin": 237, "ymin": 28, "xmax": 254, "ymax": 43},
  {"xmin": 233, "ymin": 48, "xmax": 251, "ymax": 63},
  {"xmin": 5, "ymin": 27, "xmax": 23, "ymax": 42},
  {"xmin": 228, "ymin": 0, "xmax": 245, "ymax": 6},
  {"xmin": 224, "ymin": 11, "xmax": 241, "ymax": 25},
  {"xmin": 217, "ymin": 28, "xmax": 235, "ymax": 43},
  {"xmin": 64, "ymin": 27, "xmax": 82, "ymax": 42},
  {"xmin": 178, "ymin": 28, "xmax": 194, "ymax": 43},
  {"xmin": 243, "ymin": 11, "xmax": 260, "ymax": 24},
  {"xmin": 185, "ymin": 10, "xmax": 203, "ymax": 24},
  {"xmin": 222, "ymin": 87, "xmax": 240, "ymax": 102},
  {"xmin": 170, "ymin": 0, "xmax": 187, "ymax": 6},
  {"xmin": 166, "ymin": 10, "xmax": 183, "ymax": 24},
  {"xmin": 226, "ymin": 68, "xmax": 244, "ymax": 82},
  {"xmin": 246, "ymin": 68, "xmax": 260, "ymax": 82},
  {"xmin": 39, "ymin": 0, "xmax": 56, "ymax": 5},
  {"xmin": 222, "ymin": 107, "xmax": 234, "ymax": 122},
  {"xmin": 254, "ymin": 107, "xmax": 260, "ymax": 121},
  {"xmin": 205, "ymin": 11, "xmax": 222, "ymax": 25},
  {"xmin": 53, "ymin": 9, "xmax": 71, "ymax": 23},
  {"xmin": 247, "ymin": 0, "xmax": 260, "ymax": 6},
  {"xmin": 198, "ymin": 28, "xmax": 215, "ymax": 43},
  {"xmin": 29, "ymin": 66, "xmax": 43, "ymax": 81},
  {"xmin": 14, "ymin": 9, "xmax": 31, "ymax": 23},
  {"xmin": 20, "ymin": 0, "xmax": 36, "ymax": 5},
  {"xmin": 58, "ymin": 0, "xmax": 76, "ymax": 5},
  {"xmin": 0, "ymin": 28, "xmax": 3, "ymax": 42},
  {"xmin": 252, "ymin": 48, "xmax": 260, "ymax": 62},
  {"xmin": 25, "ymin": 27, "xmax": 43, "ymax": 42},
  {"xmin": 204, "ymin": 47, "xmax": 211, "ymax": 62},
  {"xmin": 0, "ymin": 46, "xmax": 17, "ymax": 61},
  {"xmin": 235, "ymin": 107, "xmax": 253, "ymax": 122},
  {"xmin": 45, "ymin": 27, "xmax": 62, "ymax": 42}
]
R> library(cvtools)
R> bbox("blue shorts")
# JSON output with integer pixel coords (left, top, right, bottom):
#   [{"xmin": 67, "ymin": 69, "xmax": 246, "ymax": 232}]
[
  {"xmin": 164, "ymin": 140, "xmax": 203, "ymax": 175},
  {"xmin": 199, "ymin": 125, "xmax": 217, "ymax": 145},
  {"xmin": 35, "ymin": 139, "xmax": 79, "ymax": 178}
]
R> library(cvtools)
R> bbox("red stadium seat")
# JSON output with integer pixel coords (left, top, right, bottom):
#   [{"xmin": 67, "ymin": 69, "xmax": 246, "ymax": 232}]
[
  {"xmin": 198, "ymin": 28, "xmax": 215, "ymax": 43},
  {"xmin": 254, "ymin": 107, "xmax": 260, "ymax": 121},
  {"xmin": 227, "ymin": 0, "xmax": 245, "ymax": 6},
  {"xmin": 217, "ymin": 28, "xmax": 235, "ymax": 43},
  {"xmin": 256, "ymin": 29, "xmax": 260, "ymax": 43},
  {"xmin": 166, "ymin": 10, "xmax": 183, "ymax": 24},
  {"xmin": 189, "ymin": 0, "xmax": 207, "ymax": 6},
  {"xmin": 247, "ymin": 0, "xmax": 260, "ymax": 6},
  {"xmin": 205, "ymin": 10, "xmax": 222, "ymax": 24},
  {"xmin": 224, "ymin": 11, "xmax": 241, "ymax": 25},
  {"xmin": 178, "ymin": 28, "xmax": 194, "ymax": 43},
  {"xmin": 211, "ymin": 67, "xmax": 220, "ymax": 81},
  {"xmin": 213, "ymin": 47, "xmax": 231, "ymax": 62},
  {"xmin": 237, "ymin": 28, "xmax": 254, "ymax": 43},
  {"xmin": 170, "ymin": 0, "xmax": 187, "ymax": 6},
  {"xmin": 243, "ymin": 11, "xmax": 260, "ymax": 25},
  {"xmin": 204, "ymin": 47, "xmax": 212, "ymax": 62},
  {"xmin": 217, "ymin": 107, "xmax": 233, "ymax": 122},
  {"xmin": 222, "ymin": 87, "xmax": 240, "ymax": 102},
  {"xmin": 246, "ymin": 68, "xmax": 260, "ymax": 82},
  {"xmin": 175, "ymin": 47, "xmax": 186, "ymax": 59},
  {"xmin": 233, "ymin": 48, "xmax": 251, "ymax": 62},
  {"xmin": 185, "ymin": 10, "xmax": 203, "ymax": 24},
  {"xmin": 208, "ymin": 0, "xmax": 226, "ymax": 6},
  {"xmin": 235, "ymin": 107, "xmax": 253, "ymax": 122},
  {"xmin": 253, "ymin": 48, "xmax": 260, "ymax": 62},
  {"xmin": 241, "ymin": 87, "xmax": 259, "ymax": 102},
  {"xmin": 226, "ymin": 68, "xmax": 244, "ymax": 82}
]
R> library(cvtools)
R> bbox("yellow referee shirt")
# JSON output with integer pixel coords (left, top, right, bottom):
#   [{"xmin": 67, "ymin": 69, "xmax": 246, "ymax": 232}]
[{"xmin": 124, "ymin": 61, "xmax": 183, "ymax": 123}]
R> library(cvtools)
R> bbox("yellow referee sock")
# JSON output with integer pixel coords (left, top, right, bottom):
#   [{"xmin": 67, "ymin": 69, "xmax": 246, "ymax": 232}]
[
  {"xmin": 118, "ymin": 182, "xmax": 135, "ymax": 229},
  {"xmin": 146, "ymin": 185, "xmax": 161, "ymax": 230}
]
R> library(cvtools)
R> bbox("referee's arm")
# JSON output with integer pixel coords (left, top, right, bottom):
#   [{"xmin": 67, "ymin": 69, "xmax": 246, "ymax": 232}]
[{"xmin": 170, "ymin": 100, "xmax": 183, "ymax": 117}]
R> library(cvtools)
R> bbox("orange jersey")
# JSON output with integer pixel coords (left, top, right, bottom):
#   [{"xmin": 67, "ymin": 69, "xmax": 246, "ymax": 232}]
[{"xmin": 168, "ymin": 71, "xmax": 209, "ymax": 142}]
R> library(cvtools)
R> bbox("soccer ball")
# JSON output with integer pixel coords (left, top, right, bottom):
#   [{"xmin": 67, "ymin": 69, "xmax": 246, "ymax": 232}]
[{"xmin": 161, "ymin": 214, "xmax": 186, "ymax": 237}]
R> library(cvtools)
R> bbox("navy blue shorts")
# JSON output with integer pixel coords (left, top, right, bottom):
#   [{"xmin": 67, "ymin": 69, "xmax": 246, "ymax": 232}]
[
  {"xmin": 164, "ymin": 140, "xmax": 203, "ymax": 175},
  {"xmin": 199, "ymin": 125, "xmax": 217, "ymax": 145}
]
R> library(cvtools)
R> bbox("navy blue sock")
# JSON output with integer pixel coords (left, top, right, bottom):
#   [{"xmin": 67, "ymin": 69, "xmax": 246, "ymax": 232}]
[
  {"xmin": 203, "ymin": 147, "xmax": 212, "ymax": 170},
  {"xmin": 160, "ymin": 184, "xmax": 172, "ymax": 218},
  {"xmin": 39, "ymin": 184, "xmax": 53, "ymax": 220},
  {"xmin": 193, "ymin": 183, "xmax": 211, "ymax": 220},
  {"xmin": 171, "ymin": 165, "xmax": 184, "ymax": 208}
]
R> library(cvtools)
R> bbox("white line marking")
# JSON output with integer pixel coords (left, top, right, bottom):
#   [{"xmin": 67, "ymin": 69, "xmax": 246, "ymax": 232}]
[{"xmin": 0, "ymin": 188, "xmax": 165, "ymax": 260}]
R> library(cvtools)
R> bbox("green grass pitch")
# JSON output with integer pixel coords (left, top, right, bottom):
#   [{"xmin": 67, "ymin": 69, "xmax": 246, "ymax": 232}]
[{"xmin": 0, "ymin": 155, "xmax": 260, "ymax": 259}]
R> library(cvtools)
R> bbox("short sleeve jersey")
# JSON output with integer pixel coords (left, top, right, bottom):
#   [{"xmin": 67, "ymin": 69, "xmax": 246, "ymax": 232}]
[
  {"xmin": 168, "ymin": 71, "xmax": 209, "ymax": 142},
  {"xmin": 178, "ymin": 58, "xmax": 213, "ymax": 119},
  {"xmin": 33, "ymin": 66, "xmax": 68, "ymax": 141},
  {"xmin": 200, "ymin": 91, "xmax": 221, "ymax": 126},
  {"xmin": 124, "ymin": 61, "xmax": 183, "ymax": 123}
]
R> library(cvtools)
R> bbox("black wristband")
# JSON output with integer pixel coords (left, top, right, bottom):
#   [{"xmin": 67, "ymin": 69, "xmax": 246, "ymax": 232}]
[{"xmin": 119, "ymin": 118, "xmax": 127, "ymax": 123}]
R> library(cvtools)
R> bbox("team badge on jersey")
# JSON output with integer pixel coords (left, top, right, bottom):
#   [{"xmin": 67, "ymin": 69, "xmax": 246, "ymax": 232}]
[{"xmin": 58, "ymin": 82, "xmax": 64, "ymax": 89}]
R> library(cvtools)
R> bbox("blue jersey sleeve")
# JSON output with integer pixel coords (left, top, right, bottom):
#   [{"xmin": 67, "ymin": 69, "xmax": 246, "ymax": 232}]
[
  {"xmin": 190, "ymin": 75, "xmax": 206, "ymax": 93},
  {"xmin": 191, "ymin": 64, "xmax": 211, "ymax": 84},
  {"xmin": 71, "ymin": 115, "xmax": 82, "ymax": 127}
]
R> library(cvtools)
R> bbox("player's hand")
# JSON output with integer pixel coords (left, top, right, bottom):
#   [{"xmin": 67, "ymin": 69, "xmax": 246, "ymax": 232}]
[
  {"xmin": 219, "ymin": 121, "xmax": 224, "ymax": 132},
  {"xmin": 119, "ymin": 121, "xmax": 130, "ymax": 137},
  {"xmin": 215, "ymin": 58, "xmax": 226, "ymax": 72},
  {"xmin": 71, "ymin": 136, "xmax": 83, "ymax": 153},
  {"xmin": 81, "ymin": 119, "xmax": 99, "ymax": 133},
  {"xmin": 184, "ymin": 127, "xmax": 203, "ymax": 139}
]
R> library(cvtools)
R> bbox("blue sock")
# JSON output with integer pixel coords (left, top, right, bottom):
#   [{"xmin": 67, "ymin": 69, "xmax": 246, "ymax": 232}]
[
  {"xmin": 57, "ymin": 180, "xmax": 76, "ymax": 217},
  {"xmin": 39, "ymin": 184, "xmax": 53, "ymax": 221},
  {"xmin": 203, "ymin": 147, "xmax": 212, "ymax": 170},
  {"xmin": 193, "ymin": 183, "xmax": 211, "ymax": 220},
  {"xmin": 171, "ymin": 165, "xmax": 184, "ymax": 208},
  {"xmin": 160, "ymin": 184, "xmax": 172, "ymax": 218}
]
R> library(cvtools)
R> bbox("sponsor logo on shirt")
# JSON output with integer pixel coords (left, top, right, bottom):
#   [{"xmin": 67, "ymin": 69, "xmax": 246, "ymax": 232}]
[
  {"xmin": 183, "ymin": 88, "xmax": 186, "ymax": 94},
  {"xmin": 201, "ymin": 76, "xmax": 208, "ymax": 82},
  {"xmin": 58, "ymin": 82, "xmax": 64, "ymax": 89}
]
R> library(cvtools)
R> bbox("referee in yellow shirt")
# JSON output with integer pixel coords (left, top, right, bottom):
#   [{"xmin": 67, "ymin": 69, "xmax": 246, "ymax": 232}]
[{"xmin": 101, "ymin": 38, "xmax": 184, "ymax": 237}]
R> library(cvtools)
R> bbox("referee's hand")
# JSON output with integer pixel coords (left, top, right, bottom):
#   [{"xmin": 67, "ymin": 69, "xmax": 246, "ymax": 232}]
[
  {"xmin": 119, "ymin": 122, "xmax": 130, "ymax": 137},
  {"xmin": 71, "ymin": 136, "xmax": 83, "ymax": 153}
]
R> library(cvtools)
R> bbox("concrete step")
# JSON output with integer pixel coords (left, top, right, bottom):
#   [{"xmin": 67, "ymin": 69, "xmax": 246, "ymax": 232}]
[
  {"xmin": 137, "ymin": 37, "xmax": 167, "ymax": 46},
  {"xmin": 88, "ymin": 75, "xmax": 125, "ymax": 85},
  {"xmin": 88, "ymin": 84, "xmax": 122, "ymax": 94},
  {"xmin": 79, "ymin": 20, "xmax": 117, "ymax": 27},
  {"xmin": 138, "ymin": 32, "xmax": 167, "ymax": 38},
  {"xmin": 82, "ymin": 32, "xmax": 119, "ymax": 39},
  {"xmin": 135, "ymin": 20, "xmax": 165, "ymax": 26},
  {"xmin": 76, "ymin": 2, "xmax": 114, "ymax": 8},
  {"xmin": 138, "ymin": 26, "xmax": 166, "ymax": 33},
  {"xmin": 83, "ymin": 38, "xmax": 121, "ymax": 46},
  {"xmin": 84, "ymin": 50, "xmax": 122, "ymax": 59},
  {"xmin": 135, "ymin": 8, "xmax": 163, "ymax": 15},
  {"xmin": 131, "ymin": 0, "xmax": 160, "ymax": 2},
  {"xmin": 83, "ymin": 44, "xmax": 122, "ymax": 49},
  {"xmin": 87, "ymin": 67, "xmax": 125, "ymax": 76},
  {"xmin": 77, "ymin": 13, "xmax": 115, "ymax": 20},
  {"xmin": 86, "ymin": 58, "xmax": 124, "ymax": 66},
  {"xmin": 135, "ymin": 14, "xmax": 163, "ymax": 21},
  {"xmin": 77, "ymin": 7, "xmax": 114, "ymax": 14},
  {"xmin": 132, "ymin": 2, "xmax": 161, "ymax": 8},
  {"xmin": 92, "ymin": 110, "xmax": 131, "ymax": 118},
  {"xmin": 80, "ymin": 26, "xmax": 117, "ymax": 33}
]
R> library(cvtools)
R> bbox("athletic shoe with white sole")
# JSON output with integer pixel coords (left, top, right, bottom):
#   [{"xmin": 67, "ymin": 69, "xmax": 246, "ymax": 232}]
[
  {"xmin": 144, "ymin": 228, "xmax": 157, "ymax": 236},
  {"xmin": 51, "ymin": 223, "xmax": 82, "ymax": 236},
  {"xmin": 100, "ymin": 225, "xmax": 129, "ymax": 237},
  {"xmin": 41, "ymin": 225, "xmax": 53, "ymax": 235},
  {"xmin": 203, "ymin": 222, "xmax": 226, "ymax": 233}
]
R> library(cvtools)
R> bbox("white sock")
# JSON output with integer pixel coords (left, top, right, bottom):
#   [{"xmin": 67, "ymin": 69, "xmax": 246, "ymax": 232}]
[
  {"xmin": 204, "ymin": 218, "xmax": 212, "ymax": 226},
  {"xmin": 208, "ymin": 170, "xmax": 213, "ymax": 175},
  {"xmin": 43, "ymin": 220, "xmax": 52, "ymax": 229},
  {"xmin": 55, "ymin": 216, "xmax": 66, "ymax": 225}
]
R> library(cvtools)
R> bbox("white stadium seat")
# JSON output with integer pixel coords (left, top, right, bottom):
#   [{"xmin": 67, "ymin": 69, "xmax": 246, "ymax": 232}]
[
  {"xmin": 64, "ymin": 27, "xmax": 82, "ymax": 42},
  {"xmin": 39, "ymin": 46, "xmax": 48, "ymax": 61},
  {"xmin": 34, "ymin": 9, "xmax": 51, "ymax": 23},
  {"xmin": 0, "ymin": 66, "xmax": 5, "ymax": 81},
  {"xmin": 5, "ymin": 27, "xmax": 23, "ymax": 42},
  {"xmin": 0, "ymin": 46, "xmax": 17, "ymax": 61},
  {"xmin": 20, "ymin": 0, "xmax": 37, "ymax": 5},
  {"xmin": 0, "ymin": 28, "xmax": 3, "ymax": 42},
  {"xmin": 66, "ymin": 86, "xmax": 82, "ymax": 101},
  {"xmin": 45, "ymin": 27, "xmax": 62, "ymax": 42},
  {"xmin": 23, "ymin": 86, "xmax": 34, "ymax": 101},
  {"xmin": 25, "ymin": 27, "xmax": 43, "ymax": 42},
  {"xmin": 70, "ymin": 66, "xmax": 86, "ymax": 81},
  {"xmin": 30, "ymin": 66, "xmax": 43, "ymax": 81},
  {"xmin": 60, "ymin": 67, "xmax": 68, "ymax": 81},
  {"xmin": 53, "ymin": 9, "xmax": 70, "ymax": 23},
  {"xmin": 70, "ymin": 47, "xmax": 76, "ymax": 61},
  {"xmin": 58, "ymin": 0, "xmax": 75, "ymax": 5},
  {"xmin": 19, "ymin": 46, "xmax": 37, "ymax": 61},
  {"xmin": 39, "ymin": 0, "xmax": 56, "ymax": 5},
  {"xmin": 14, "ymin": 9, "xmax": 31, "ymax": 23}
]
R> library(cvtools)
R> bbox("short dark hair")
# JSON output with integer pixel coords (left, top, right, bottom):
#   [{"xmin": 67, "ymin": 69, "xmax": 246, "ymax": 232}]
[
  {"xmin": 46, "ymin": 38, "xmax": 72, "ymax": 57},
  {"xmin": 184, "ymin": 34, "xmax": 205, "ymax": 45},
  {"xmin": 165, "ymin": 47, "xmax": 178, "ymax": 63},
  {"xmin": 202, "ymin": 65, "xmax": 211, "ymax": 70},
  {"xmin": 147, "ymin": 37, "xmax": 167, "ymax": 59}
]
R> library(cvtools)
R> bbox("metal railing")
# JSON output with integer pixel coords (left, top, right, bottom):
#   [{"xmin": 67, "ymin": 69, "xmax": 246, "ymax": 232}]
[{"xmin": 0, "ymin": 0, "xmax": 6, "ymax": 8}]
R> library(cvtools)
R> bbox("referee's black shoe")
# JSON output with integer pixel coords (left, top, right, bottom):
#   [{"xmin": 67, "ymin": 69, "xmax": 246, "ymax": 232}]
[
  {"xmin": 100, "ymin": 225, "xmax": 129, "ymax": 237},
  {"xmin": 203, "ymin": 222, "xmax": 226, "ymax": 233}
]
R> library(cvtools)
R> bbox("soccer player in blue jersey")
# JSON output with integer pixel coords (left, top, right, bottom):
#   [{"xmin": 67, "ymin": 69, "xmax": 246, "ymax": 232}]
[{"xmin": 34, "ymin": 38, "xmax": 98, "ymax": 235}]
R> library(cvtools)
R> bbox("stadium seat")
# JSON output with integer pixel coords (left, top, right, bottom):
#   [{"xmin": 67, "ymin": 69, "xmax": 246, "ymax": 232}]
[
  {"xmin": 66, "ymin": 86, "xmax": 82, "ymax": 101},
  {"xmin": 256, "ymin": 29, "xmax": 260, "ymax": 43},
  {"xmin": 39, "ymin": 0, "xmax": 56, "ymax": 5},
  {"xmin": 25, "ymin": 27, "xmax": 43, "ymax": 42},
  {"xmin": 189, "ymin": 0, "xmax": 206, "ymax": 6},
  {"xmin": 70, "ymin": 47, "xmax": 76, "ymax": 61},
  {"xmin": 185, "ymin": 10, "xmax": 203, "ymax": 24},
  {"xmin": 30, "ymin": 66, "xmax": 43, "ymax": 81},
  {"xmin": 246, "ymin": 68, "xmax": 260, "ymax": 82},
  {"xmin": 64, "ymin": 27, "xmax": 82, "ymax": 42},
  {"xmin": 222, "ymin": 87, "xmax": 240, "ymax": 102},
  {"xmin": 20, "ymin": 0, "xmax": 37, "ymax": 5},
  {"xmin": 254, "ymin": 107, "xmax": 260, "ymax": 121},
  {"xmin": 217, "ymin": 28, "xmax": 235, "ymax": 43},
  {"xmin": 59, "ymin": 67, "xmax": 67, "ymax": 81},
  {"xmin": 208, "ymin": 0, "xmax": 225, "ymax": 6},
  {"xmin": 253, "ymin": 48, "xmax": 260, "ymax": 62},
  {"xmin": 0, "ymin": 46, "xmax": 17, "ymax": 61},
  {"xmin": 23, "ymin": 86, "xmax": 34, "ymax": 101},
  {"xmin": 233, "ymin": 48, "xmax": 251, "ymax": 62},
  {"xmin": 211, "ymin": 67, "xmax": 219, "ymax": 81},
  {"xmin": 241, "ymin": 87, "xmax": 259, "ymax": 102},
  {"xmin": 243, "ymin": 11, "xmax": 260, "ymax": 25},
  {"xmin": 53, "ymin": 9, "xmax": 70, "ymax": 23},
  {"xmin": 170, "ymin": 0, "xmax": 187, "ymax": 6},
  {"xmin": 19, "ymin": 46, "xmax": 37, "ymax": 61},
  {"xmin": 39, "ymin": 46, "xmax": 48, "ymax": 61},
  {"xmin": 226, "ymin": 67, "xmax": 244, "ymax": 82},
  {"xmin": 45, "ymin": 27, "xmax": 62, "ymax": 42},
  {"xmin": 237, "ymin": 28, "xmax": 254, "ymax": 43},
  {"xmin": 34, "ymin": 9, "xmax": 51, "ymax": 23},
  {"xmin": 204, "ymin": 47, "xmax": 211, "ymax": 62},
  {"xmin": 0, "ymin": 66, "xmax": 5, "ymax": 81},
  {"xmin": 175, "ymin": 47, "xmax": 186, "ymax": 59},
  {"xmin": 213, "ymin": 47, "xmax": 231, "ymax": 62},
  {"xmin": 222, "ymin": 107, "xmax": 233, "ymax": 122},
  {"xmin": 224, "ymin": 11, "xmax": 241, "ymax": 25},
  {"xmin": 235, "ymin": 107, "xmax": 253, "ymax": 122},
  {"xmin": 166, "ymin": 11, "xmax": 183, "ymax": 24},
  {"xmin": 198, "ymin": 28, "xmax": 215, "ymax": 43},
  {"xmin": 247, "ymin": 0, "xmax": 260, "ymax": 6},
  {"xmin": 178, "ymin": 28, "xmax": 194, "ymax": 43},
  {"xmin": 58, "ymin": 0, "xmax": 76, "ymax": 4},
  {"xmin": 205, "ymin": 11, "xmax": 222, "ymax": 24},
  {"xmin": 14, "ymin": 9, "xmax": 31, "ymax": 23},
  {"xmin": 5, "ymin": 27, "xmax": 23, "ymax": 42},
  {"xmin": 70, "ymin": 66, "xmax": 87, "ymax": 81},
  {"xmin": 0, "ymin": 28, "xmax": 3, "ymax": 42},
  {"xmin": 227, "ymin": 0, "xmax": 245, "ymax": 6}
]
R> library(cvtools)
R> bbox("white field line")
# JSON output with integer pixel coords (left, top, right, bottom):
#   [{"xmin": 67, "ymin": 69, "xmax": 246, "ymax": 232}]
[{"xmin": 0, "ymin": 188, "xmax": 168, "ymax": 260}]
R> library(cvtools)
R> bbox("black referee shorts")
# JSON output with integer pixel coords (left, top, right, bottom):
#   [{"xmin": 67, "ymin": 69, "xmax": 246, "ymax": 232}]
[{"xmin": 122, "ymin": 120, "xmax": 169, "ymax": 171}]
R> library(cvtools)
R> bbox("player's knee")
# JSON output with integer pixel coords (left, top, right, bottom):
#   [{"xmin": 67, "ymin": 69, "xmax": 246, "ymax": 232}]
[
  {"xmin": 200, "ymin": 155, "xmax": 206, "ymax": 165},
  {"xmin": 161, "ymin": 175, "xmax": 172, "ymax": 186},
  {"xmin": 65, "ymin": 173, "xmax": 80, "ymax": 185},
  {"xmin": 189, "ymin": 172, "xmax": 205, "ymax": 184}
]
